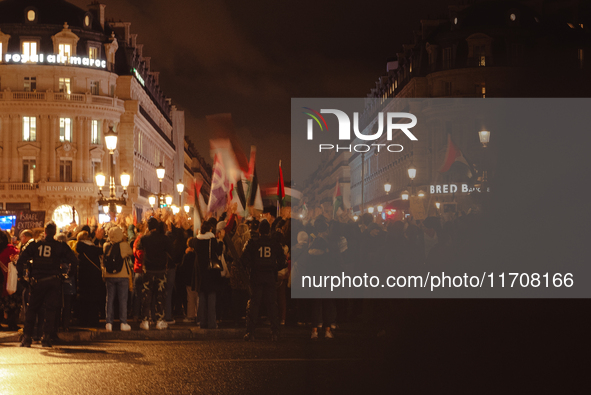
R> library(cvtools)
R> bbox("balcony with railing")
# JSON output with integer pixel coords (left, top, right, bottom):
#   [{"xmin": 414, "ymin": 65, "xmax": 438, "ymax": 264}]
[
  {"xmin": 0, "ymin": 183, "xmax": 38, "ymax": 191},
  {"xmin": 2, "ymin": 90, "xmax": 125, "ymax": 109}
]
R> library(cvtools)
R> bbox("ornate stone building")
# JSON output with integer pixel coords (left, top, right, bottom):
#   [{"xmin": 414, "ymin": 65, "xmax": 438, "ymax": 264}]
[{"xmin": 0, "ymin": 0, "xmax": 185, "ymax": 228}]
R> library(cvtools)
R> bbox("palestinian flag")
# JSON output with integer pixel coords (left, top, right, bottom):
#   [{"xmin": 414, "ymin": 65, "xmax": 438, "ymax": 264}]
[
  {"xmin": 333, "ymin": 180, "xmax": 343, "ymax": 218},
  {"xmin": 439, "ymin": 135, "xmax": 473, "ymax": 178}
]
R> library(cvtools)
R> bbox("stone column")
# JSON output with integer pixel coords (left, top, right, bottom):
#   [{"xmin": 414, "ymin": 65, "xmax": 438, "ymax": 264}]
[
  {"xmin": 76, "ymin": 117, "xmax": 84, "ymax": 182},
  {"xmin": 83, "ymin": 118, "xmax": 90, "ymax": 182},
  {"xmin": 1, "ymin": 115, "xmax": 10, "ymax": 182},
  {"xmin": 11, "ymin": 115, "xmax": 20, "ymax": 182},
  {"xmin": 49, "ymin": 116, "xmax": 57, "ymax": 181},
  {"xmin": 40, "ymin": 115, "xmax": 49, "ymax": 181}
]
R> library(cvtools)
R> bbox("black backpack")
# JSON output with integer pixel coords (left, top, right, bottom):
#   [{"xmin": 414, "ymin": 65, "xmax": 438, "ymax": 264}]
[{"xmin": 104, "ymin": 242, "xmax": 124, "ymax": 274}]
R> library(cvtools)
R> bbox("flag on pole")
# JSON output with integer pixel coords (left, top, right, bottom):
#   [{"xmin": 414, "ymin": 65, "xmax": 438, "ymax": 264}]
[
  {"xmin": 439, "ymin": 135, "xmax": 473, "ymax": 178},
  {"xmin": 207, "ymin": 154, "xmax": 230, "ymax": 213},
  {"xmin": 277, "ymin": 160, "xmax": 285, "ymax": 207},
  {"xmin": 208, "ymin": 114, "xmax": 249, "ymax": 183},
  {"xmin": 194, "ymin": 176, "xmax": 204, "ymax": 222},
  {"xmin": 333, "ymin": 180, "xmax": 343, "ymax": 218},
  {"xmin": 246, "ymin": 146, "xmax": 263, "ymax": 212}
]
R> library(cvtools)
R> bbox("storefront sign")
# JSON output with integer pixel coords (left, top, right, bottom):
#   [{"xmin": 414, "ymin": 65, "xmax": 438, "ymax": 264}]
[
  {"xmin": 4, "ymin": 54, "xmax": 107, "ymax": 69},
  {"xmin": 15, "ymin": 211, "xmax": 45, "ymax": 231},
  {"xmin": 430, "ymin": 184, "xmax": 490, "ymax": 194},
  {"xmin": 40, "ymin": 183, "xmax": 96, "ymax": 195}
]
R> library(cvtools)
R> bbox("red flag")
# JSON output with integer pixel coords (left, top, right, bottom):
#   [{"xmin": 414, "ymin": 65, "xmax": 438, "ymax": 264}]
[
  {"xmin": 277, "ymin": 160, "xmax": 285, "ymax": 205},
  {"xmin": 133, "ymin": 210, "xmax": 137, "ymax": 226},
  {"xmin": 439, "ymin": 135, "xmax": 473, "ymax": 177}
]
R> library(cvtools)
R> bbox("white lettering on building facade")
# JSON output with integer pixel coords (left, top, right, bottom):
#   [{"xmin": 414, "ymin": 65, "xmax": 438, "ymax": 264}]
[{"xmin": 4, "ymin": 54, "xmax": 106, "ymax": 69}]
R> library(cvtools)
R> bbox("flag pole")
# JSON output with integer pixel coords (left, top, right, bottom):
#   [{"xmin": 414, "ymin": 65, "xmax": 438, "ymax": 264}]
[{"xmin": 277, "ymin": 160, "xmax": 281, "ymax": 219}]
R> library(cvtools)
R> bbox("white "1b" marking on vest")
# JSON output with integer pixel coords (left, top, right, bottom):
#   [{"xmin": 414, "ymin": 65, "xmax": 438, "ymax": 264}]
[
  {"xmin": 258, "ymin": 246, "xmax": 271, "ymax": 258},
  {"xmin": 38, "ymin": 245, "xmax": 51, "ymax": 257}
]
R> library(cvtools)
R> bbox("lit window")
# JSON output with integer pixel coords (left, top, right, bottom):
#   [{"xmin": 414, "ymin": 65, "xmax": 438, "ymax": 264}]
[
  {"xmin": 578, "ymin": 49, "xmax": 584, "ymax": 69},
  {"xmin": 481, "ymin": 85, "xmax": 486, "ymax": 98},
  {"xmin": 23, "ymin": 117, "xmax": 36, "ymax": 141},
  {"xmin": 91, "ymin": 120, "xmax": 100, "ymax": 144},
  {"xmin": 138, "ymin": 132, "xmax": 143, "ymax": 154},
  {"xmin": 59, "ymin": 160, "xmax": 73, "ymax": 182},
  {"xmin": 60, "ymin": 118, "xmax": 72, "ymax": 142},
  {"xmin": 510, "ymin": 13, "xmax": 516, "ymax": 21},
  {"xmin": 59, "ymin": 43, "xmax": 71, "ymax": 60},
  {"xmin": 59, "ymin": 77, "xmax": 71, "ymax": 94},
  {"xmin": 90, "ymin": 80, "xmax": 100, "ymax": 95},
  {"xmin": 474, "ymin": 45, "xmax": 486, "ymax": 66},
  {"xmin": 24, "ymin": 76, "xmax": 36, "ymax": 92},
  {"xmin": 22, "ymin": 41, "xmax": 37, "ymax": 57},
  {"xmin": 84, "ymin": 15, "xmax": 90, "ymax": 27},
  {"xmin": 89, "ymin": 47, "xmax": 98, "ymax": 60},
  {"xmin": 22, "ymin": 159, "xmax": 36, "ymax": 183},
  {"xmin": 27, "ymin": 10, "xmax": 35, "ymax": 22}
]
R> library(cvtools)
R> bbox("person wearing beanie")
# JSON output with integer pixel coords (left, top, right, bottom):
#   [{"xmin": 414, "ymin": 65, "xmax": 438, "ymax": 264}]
[
  {"xmin": 102, "ymin": 227, "xmax": 133, "ymax": 332},
  {"xmin": 137, "ymin": 217, "xmax": 172, "ymax": 330}
]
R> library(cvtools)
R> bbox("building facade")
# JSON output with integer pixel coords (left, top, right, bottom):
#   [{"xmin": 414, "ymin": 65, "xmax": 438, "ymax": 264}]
[
  {"xmin": 304, "ymin": 0, "xmax": 591, "ymax": 219},
  {"xmin": 0, "ymin": 0, "xmax": 185, "ymax": 228}
]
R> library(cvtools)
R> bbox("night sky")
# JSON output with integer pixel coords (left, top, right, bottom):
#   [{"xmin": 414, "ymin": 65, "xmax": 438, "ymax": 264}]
[{"xmin": 70, "ymin": 0, "xmax": 448, "ymax": 185}]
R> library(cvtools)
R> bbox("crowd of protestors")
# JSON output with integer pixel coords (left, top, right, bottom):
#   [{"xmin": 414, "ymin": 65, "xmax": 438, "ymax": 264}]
[{"xmin": 0, "ymin": 202, "xmax": 486, "ymax": 344}]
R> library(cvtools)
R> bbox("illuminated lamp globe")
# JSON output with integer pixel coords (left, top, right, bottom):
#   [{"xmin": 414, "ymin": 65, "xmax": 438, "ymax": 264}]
[
  {"xmin": 104, "ymin": 127, "xmax": 118, "ymax": 151},
  {"xmin": 368, "ymin": 207, "xmax": 374, "ymax": 214},
  {"xmin": 149, "ymin": 195, "xmax": 156, "ymax": 206},
  {"xmin": 435, "ymin": 202, "xmax": 441, "ymax": 209},
  {"xmin": 102, "ymin": 205, "xmax": 109, "ymax": 214},
  {"xmin": 479, "ymin": 130, "xmax": 491, "ymax": 147},
  {"xmin": 407, "ymin": 165, "xmax": 417, "ymax": 180},
  {"xmin": 156, "ymin": 163, "xmax": 166, "ymax": 180},
  {"xmin": 171, "ymin": 205, "xmax": 180, "ymax": 214},
  {"xmin": 377, "ymin": 205, "xmax": 383, "ymax": 213},
  {"xmin": 95, "ymin": 172, "xmax": 106, "ymax": 188},
  {"xmin": 418, "ymin": 190, "xmax": 425, "ymax": 198},
  {"xmin": 176, "ymin": 181, "xmax": 184, "ymax": 194},
  {"xmin": 120, "ymin": 171, "xmax": 130, "ymax": 188},
  {"xmin": 184, "ymin": 205, "xmax": 190, "ymax": 213},
  {"xmin": 165, "ymin": 195, "xmax": 173, "ymax": 206},
  {"xmin": 353, "ymin": 215, "xmax": 359, "ymax": 221},
  {"xmin": 401, "ymin": 190, "xmax": 410, "ymax": 200},
  {"xmin": 384, "ymin": 182, "xmax": 392, "ymax": 194},
  {"xmin": 116, "ymin": 205, "xmax": 122, "ymax": 214}
]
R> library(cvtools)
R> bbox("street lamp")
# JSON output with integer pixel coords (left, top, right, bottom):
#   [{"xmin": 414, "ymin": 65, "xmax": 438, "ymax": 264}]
[
  {"xmin": 176, "ymin": 180, "xmax": 184, "ymax": 206},
  {"xmin": 384, "ymin": 182, "xmax": 392, "ymax": 194},
  {"xmin": 152, "ymin": 162, "xmax": 166, "ymax": 208},
  {"xmin": 353, "ymin": 215, "xmax": 358, "ymax": 221},
  {"xmin": 184, "ymin": 205, "xmax": 190, "ymax": 213},
  {"xmin": 407, "ymin": 165, "xmax": 416, "ymax": 196},
  {"xmin": 149, "ymin": 195, "xmax": 156, "ymax": 206},
  {"xmin": 401, "ymin": 190, "xmax": 409, "ymax": 200},
  {"xmin": 95, "ymin": 126, "xmax": 127, "ymax": 215},
  {"xmin": 377, "ymin": 205, "xmax": 383, "ymax": 213},
  {"xmin": 418, "ymin": 190, "xmax": 425, "ymax": 198},
  {"xmin": 368, "ymin": 207, "xmax": 374, "ymax": 214},
  {"xmin": 479, "ymin": 130, "xmax": 490, "ymax": 148},
  {"xmin": 165, "ymin": 195, "xmax": 173, "ymax": 206}
]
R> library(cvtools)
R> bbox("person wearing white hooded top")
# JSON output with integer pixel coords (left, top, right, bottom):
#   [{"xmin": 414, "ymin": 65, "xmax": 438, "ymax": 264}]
[{"xmin": 103, "ymin": 227, "xmax": 133, "ymax": 332}]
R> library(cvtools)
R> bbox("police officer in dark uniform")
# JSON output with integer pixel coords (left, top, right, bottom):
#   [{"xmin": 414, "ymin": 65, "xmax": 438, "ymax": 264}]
[
  {"xmin": 17, "ymin": 221, "xmax": 78, "ymax": 347},
  {"xmin": 242, "ymin": 220, "xmax": 286, "ymax": 341}
]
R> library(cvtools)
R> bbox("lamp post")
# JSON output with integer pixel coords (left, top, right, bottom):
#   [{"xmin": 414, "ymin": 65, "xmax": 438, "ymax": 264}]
[
  {"xmin": 401, "ymin": 190, "xmax": 409, "ymax": 201},
  {"xmin": 154, "ymin": 162, "xmax": 166, "ymax": 208},
  {"xmin": 95, "ymin": 126, "xmax": 128, "ymax": 215},
  {"xmin": 176, "ymin": 180, "xmax": 184, "ymax": 206},
  {"xmin": 407, "ymin": 165, "xmax": 416, "ymax": 196},
  {"xmin": 384, "ymin": 181, "xmax": 392, "ymax": 195}
]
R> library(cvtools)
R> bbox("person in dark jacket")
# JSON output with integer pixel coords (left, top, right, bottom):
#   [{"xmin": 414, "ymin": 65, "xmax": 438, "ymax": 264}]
[
  {"xmin": 137, "ymin": 217, "xmax": 172, "ymax": 330},
  {"xmin": 242, "ymin": 220, "xmax": 286, "ymax": 341},
  {"xmin": 164, "ymin": 224, "xmax": 187, "ymax": 324},
  {"xmin": 191, "ymin": 221, "xmax": 223, "ymax": 329},
  {"xmin": 75, "ymin": 231, "xmax": 104, "ymax": 327},
  {"xmin": 17, "ymin": 222, "xmax": 78, "ymax": 347}
]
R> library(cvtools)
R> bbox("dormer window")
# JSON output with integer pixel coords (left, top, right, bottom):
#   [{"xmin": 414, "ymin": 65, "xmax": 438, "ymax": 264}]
[{"xmin": 24, "ymin": 7, "xmax": 38, "ymax": 24}]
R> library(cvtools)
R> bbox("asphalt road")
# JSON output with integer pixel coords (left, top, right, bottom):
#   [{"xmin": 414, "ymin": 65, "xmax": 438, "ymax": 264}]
[
  {"xmin": 1, "ymin": 299, "xmax": 589, "ymax": 394},
  {"xmin": 0, "ymin": 334, "xmax": 392, "ymax": 395}
]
